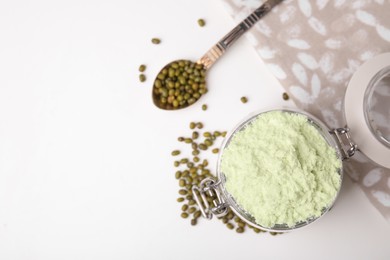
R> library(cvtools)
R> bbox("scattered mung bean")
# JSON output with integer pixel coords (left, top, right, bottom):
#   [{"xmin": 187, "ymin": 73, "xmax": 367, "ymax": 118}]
[
  {"xmin": 171, "ymin": 150, "xmax": 180, "ymax": 156},
  {"xmin": 197, "ymin": 19, "xmax": 206, "ymax": 27},
  {"xmin": 192, "ymin": 131, "xmax": 199, "ymax": 140},
  {"xmin": 194, "ymin": 211, "xmax": 202, "ymax": 219},
  {"xmin": 179, "ymin": 179, "xmax": 186, "ymax": 187},
  {"xmin": 196, "ymin": 122, "xmax": 203, "ymax": 129},
  {"xmin": 236, "ymin": 227, "xmax": 244, "ymax": 233},
  {"xmin": 151, "ymin": 38, "xmax": 161, "ymax": 44},
  {"xmin": 139, "ymin": 64, "xmax": 146, "ymax": 72},
  {"xmin": 139, "ymin": 74, "xmax": 146, "ymax": 82},
  {"xmin": 203, "ymin": 132, "xmax": 211, "ymax": 138},
  {"xmin": 226, "ymin": 223, "xmax": 234, "ymax": 230},
  {"xmin": 188, "ymin": 207, "xmax": 196, "ymax": 214}
]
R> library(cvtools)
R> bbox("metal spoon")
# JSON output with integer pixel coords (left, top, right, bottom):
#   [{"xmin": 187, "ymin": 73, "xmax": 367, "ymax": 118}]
[{"xmin": 152, "ymin": 0, "xmax": 284, "ymax": 110}]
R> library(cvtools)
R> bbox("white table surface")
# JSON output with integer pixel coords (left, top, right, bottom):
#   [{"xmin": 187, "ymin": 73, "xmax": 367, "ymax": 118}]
[{"xmin": 1, "ymin": 0, "xmax": 390, "ymax": 259}]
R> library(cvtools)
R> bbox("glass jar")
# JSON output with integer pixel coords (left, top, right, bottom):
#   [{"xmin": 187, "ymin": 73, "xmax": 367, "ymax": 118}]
[
  {"xmin": 193, "ymin": 52, "xmax": 390, "ymax": 233},
  {"xmin": 193, "ymin": 108, "xmax": 355, "ymax": 232}
]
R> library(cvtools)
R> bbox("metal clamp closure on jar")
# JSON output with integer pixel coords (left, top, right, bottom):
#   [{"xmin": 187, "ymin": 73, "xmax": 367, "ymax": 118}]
[
  {"xmin": 192, "ymin": 178, "xmax": 228, "ymax": 219},
  {"xmin": 330, "ymin": 127, "xmax": 358, "ymax": 160}
]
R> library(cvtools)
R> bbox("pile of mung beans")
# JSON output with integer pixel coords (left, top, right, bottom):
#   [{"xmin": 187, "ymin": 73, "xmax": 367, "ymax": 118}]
[
  {"xmin": 154, "ymin": 60, "xmax": 207, "ymax": 109},
  {"xmin": 172, "ymin": 122, "xmax": 278, "ymax": 235}
]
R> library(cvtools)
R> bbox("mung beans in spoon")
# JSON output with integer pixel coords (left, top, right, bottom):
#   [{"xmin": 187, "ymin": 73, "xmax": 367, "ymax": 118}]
[{"xmin": 152, "ymin": 0, "xmax": 284, "ymax": 110}]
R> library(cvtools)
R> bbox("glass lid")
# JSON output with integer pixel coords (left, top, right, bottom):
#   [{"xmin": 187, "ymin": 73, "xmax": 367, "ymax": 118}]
[
  {"xmin": 364, "ymin": 66, "xmax": 390, "ymax": 148},
  {"xmin": 344, "ymin": 53, "xmax": 390, "ymax": 169}
]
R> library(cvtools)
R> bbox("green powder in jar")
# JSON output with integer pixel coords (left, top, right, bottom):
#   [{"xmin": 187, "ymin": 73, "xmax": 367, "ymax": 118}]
[{"xmin": 221, "ymin": 111, "xmax": 342, "ymax": 228}]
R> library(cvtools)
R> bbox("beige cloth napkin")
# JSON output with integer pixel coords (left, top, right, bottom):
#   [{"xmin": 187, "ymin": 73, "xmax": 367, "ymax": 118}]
[{"xmin": 221, "ymin": 0, "xmax": 390, "ymax": 222}]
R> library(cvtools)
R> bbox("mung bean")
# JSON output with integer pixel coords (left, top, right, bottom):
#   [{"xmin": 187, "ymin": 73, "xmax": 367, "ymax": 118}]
[
  {"xmin": 179, "ymin": 189, "xmax": 188, "ymax": 195},
  {"xmin": 199, "ymin": 144, "xmax": 207, "ymax": 150},
  {"xmin": 203, "ymin": 132, "xmax": 211, "ymax": 138},
  {"xmin": 194, "ymin": 211, "xmax": 202, "ymax": 219},
  {"xmin": 236, "ymin": 227, "xmax": 244, "ymax": 233},
  {"xmin": 196, "ymin": 122, "xmax": 203, "ymax": 129},
  {"xmin": 139, "ymin": 64, "xmax": 146, "ymax": 72},
  {"xmin": 188, "ymin": 207, "xmax": 196, "ymax": 214},
  {"xmin": 171, "ymin": 150, "xmax": 180, "ymax": 156},
  {"xmin": 197, "ymin": 19, "xmax": 206, "ymax": 27},
  {"xmin": 192, "ymin": 131, "xmax": 199, "ymax": 140},
  {"xmin": 139, "ymin": 74, "xmax": 146, "ymax": 82},
  {"xmin": 151, "ymin": 38, "xmax": 161, "ymax": 44},
  {"xmin": 179, "ymin": 179, "xmax": 186, "ymax": 187}
]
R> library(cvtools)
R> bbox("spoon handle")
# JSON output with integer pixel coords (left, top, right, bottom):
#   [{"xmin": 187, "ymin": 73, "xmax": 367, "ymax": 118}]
[{"xmin": 197, "ymin": 0, "xmax": 283, "ymax": 69}]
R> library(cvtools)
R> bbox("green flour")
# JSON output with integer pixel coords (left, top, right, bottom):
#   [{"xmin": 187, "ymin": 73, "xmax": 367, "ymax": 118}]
[{"xmin": 221, "ymin": 111, "xmax": 341, "ymax": 228}]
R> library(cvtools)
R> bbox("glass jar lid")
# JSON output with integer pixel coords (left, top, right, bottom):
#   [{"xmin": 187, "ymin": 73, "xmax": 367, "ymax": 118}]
[
  {"xmin": 344, "ymin": 53, "xmax": 390, "ymax": 168},
  {"xmin": 364, "ymin": 66, "xmax": 390, "ymax": 148}
]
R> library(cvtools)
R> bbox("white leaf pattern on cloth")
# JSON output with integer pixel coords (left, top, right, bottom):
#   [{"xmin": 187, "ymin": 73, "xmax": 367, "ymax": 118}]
[
  {"xmin": 297, "ymin": 52, "xmax": 319, "ymax": 70},
  {"xmin": 298, "ymin": 0, "xmax": 312, "ymax": 17},
  {"xmin": 223, "ymin": 0, "xmax": 390, "ymax": 223},
  {"xmin": 356, "ymin": 10, "xmax": 377, "ymax": 26},
  {"xmin": 290, "ymin": 86, "xmax": 311, "ymax": 103},
  {"xmin": 372, "ymin": 190, "xmax": 390, "ymax": 207},
  {"xmin": 334, "ymin": 0, "xmax": 347, "ymax": 8},
  {"xmin": 363, "ymin": 168, "xmax": 384, "ymax": 187},
  {"xmin": 279, "ymin": 5, "xmax": 297, "ymax": 23},
  {"xmin": 376, "ymin": 24, "xmax": 390, "ymax": 42},
  {"xmin": 257, "ymin": 46, "xmax": 276, "ymax": 59},
  {"xmin": 325, "ymin": 38, "xmax": 344, "ymax": 49},
  {"xmin": 311, "ymin": 74, "xmax": 321, "ymax": 98},
  {"xmin": 308, "ymin": 17, "xmax": 327, "ymax": 35},
  {"xmin": 287, "ymin": 39, "xmax": 311, "ymax": 49},
  {"xmin": 292, "ymin": 63, "xmax": 308, "ymax": 86},
  {"xmin": 319, "ymin": 52, "xmax": 334, "ymax": 74},
  {"xmin": 316, "ymin": 0, "xmax": 330, "ymax": 10},
  {"xmin": 267, "ymin": 63, "xmax": 287, "ymax": 79}
]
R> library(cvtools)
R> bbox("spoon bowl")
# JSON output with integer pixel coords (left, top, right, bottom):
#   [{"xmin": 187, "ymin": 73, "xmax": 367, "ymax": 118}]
[{"xmin": 152, "ymin": 59, "xmax": 207, "ymax": 110}]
